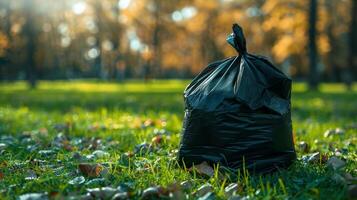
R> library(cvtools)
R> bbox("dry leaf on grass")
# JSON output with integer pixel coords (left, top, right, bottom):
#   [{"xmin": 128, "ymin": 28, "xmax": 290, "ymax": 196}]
[
  {"xmin": 78, "ymin": 163, "xmax": 107, "ymax": 177},
  {"xmin": 112, "ymin": 192, "xmax": 129, "ymax": 200},
  {"xmin": 87, "ymin": 187, "xmax": 118, "ymax": 199},
  {"xmin": 68, "ymin": 176, "xmax": 85, "ymax": 185},
  {"xmin": 180, "ymin": 180, "xmax": 193, "ymax": 191},
  {"xmin": 151, "ymin": 135, "xmax": 163, "ymax": 145},
  {"xmin": 224, "ymin": 183, "xmax": 239, "ymax": 197},
  {"xmin": 298, "ymin": 141, "xmax": 309, "ymax": 153},
  {"xmin": 197, "ymin": 192, "xmax": 215, "ymax": 200},
  {"xmin": 302, "ymin": 152, "xmax": 328, "ymax": 164},
  {"xmin": 327, "ymin": 156, "xmax": 346, "ymax": 170},
  {"xmin": 18, "ymin": 193, "xmax": 48, "ymax": 200},
  {"xmin": 24, "ymin": 169, "xmax": 37, "ymax": 181},
  {"xmin": 194, "ymin": 184, "xmax": 213, "ymax": 197},
  {"xmin": 190, "ymin": 161, "xmax": 214, "ymax": 177},
  {"xmin": 141, "ymin": 186, "xmax": 167, "ymax": 199},
  {"xmin": 324, "ymin": 128, "xmax": 345, "ymax": 137}
]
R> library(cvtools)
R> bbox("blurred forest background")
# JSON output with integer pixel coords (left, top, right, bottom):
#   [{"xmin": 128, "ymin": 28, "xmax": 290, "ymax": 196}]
[{"xmin": 0, "ymin": 0, "xmax": 356, "ymax": 89}]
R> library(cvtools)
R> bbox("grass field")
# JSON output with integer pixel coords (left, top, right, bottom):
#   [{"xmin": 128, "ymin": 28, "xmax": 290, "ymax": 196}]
[{"xmin": 0, "ymin": 80, "xmax": 356, "ymax": 200}]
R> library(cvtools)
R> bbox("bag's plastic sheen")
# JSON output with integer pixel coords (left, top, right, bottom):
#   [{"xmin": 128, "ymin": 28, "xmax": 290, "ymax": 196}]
[{"xmin": 178, "ymin": 24, "xmax": 296, "ymax": 173}]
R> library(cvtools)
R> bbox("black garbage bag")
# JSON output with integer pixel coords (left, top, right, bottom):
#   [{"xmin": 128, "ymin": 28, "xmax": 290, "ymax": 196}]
[{"xmin": 178, "ymin": 24, "xmax": 296, "ymax": 174}]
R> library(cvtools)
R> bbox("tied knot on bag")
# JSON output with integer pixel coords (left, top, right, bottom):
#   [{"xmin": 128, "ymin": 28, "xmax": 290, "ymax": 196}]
[{"xmin": 226, "ymin": 23, "xmax": 247, "ymax": 55}]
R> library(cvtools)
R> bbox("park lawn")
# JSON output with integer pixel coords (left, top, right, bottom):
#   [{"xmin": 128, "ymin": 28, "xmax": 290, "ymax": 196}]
[{"xmin": 0, "ymin": 80, "xmax": 356, "ymax": 200}]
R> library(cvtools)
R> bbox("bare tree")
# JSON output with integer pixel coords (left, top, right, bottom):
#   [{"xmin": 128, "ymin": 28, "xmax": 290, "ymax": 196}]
[{"xmin": 308, "ymin": 0, "xmax": 318, "ymax": 90}]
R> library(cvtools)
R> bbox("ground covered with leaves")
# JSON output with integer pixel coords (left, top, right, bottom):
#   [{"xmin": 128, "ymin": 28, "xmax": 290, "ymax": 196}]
[{"xmin": 0, "ymin": 81, "xmax": 356, "ymax": 200}]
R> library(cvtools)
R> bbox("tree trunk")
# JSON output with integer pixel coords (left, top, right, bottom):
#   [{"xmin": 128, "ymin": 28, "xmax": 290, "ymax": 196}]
[
  {"xmin": 0, "ymin": 0, "xmax": 12, "ymax": 81},
  {"xmin": 347, "ymin": 0, "xmax": 357, "ymax": 89},
  {"xmin": 325, "ymin": 0, "xmax": 339, "ymax": 82},
  {"xmin": 151, "ymin": 0, "xmax": 162, "ymax": 79},
  {"xmin": 24, "ymin": 0, "xmax": 37, "ymax": 88},
  {"xmin": 308, "ymin": 0, "xmax": 318, "ymax": 90},
  {"xmin": 200, "ymin": 10, "xmax": 224, "ymax": 66},
  {"xmin": 94, "ymin": 0, "xmax": 104, "ymax": 79}
]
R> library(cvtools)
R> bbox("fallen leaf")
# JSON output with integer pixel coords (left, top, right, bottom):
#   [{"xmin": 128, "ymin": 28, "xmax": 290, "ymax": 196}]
[
  {"xmin": 62, "ymin": 140, "xmax": 73, "ymax": 151},
  {"xmin": 68, "ymin": 176, "xmax": 85, "ymax": 185},
  {"xmin": 327, "ymin": 157, "xmax": 346, "ymax": 170},
  {"xmin": 65, "ymin": 193, "xmax": 92, "ymax": 200},
  {"xmin": 39, "ymin": 128, "xmax": 48, "ymax": 136},
  {"xmin": 26, "ymin": 144, "xmax": 40, "ymax": 153},
  {"xmin": 79, "ymin": 163, "xmax": 106, "ymax": 177},
  {"xmin": 0, "ymin": 135, "xmax": 15, "ymax": 145},
  {"xmin": 302, "ymin": 152, "xmax": 328, "ymax": 164},
  {"xmin": 224, "ymin": 183, "xmax": 239, "ymax": 197},
  {"xmin": 151, "ymin": 135, "xmax": 163, "ymax": 145},
  {"xmin": 52, "ymin": 166, "xmax": 65, "ymax": 176},
  {"xmin": 324, "ymin": 130, "xmax": 334, "ymax": 137},
  {"xmin": 324, "ymin": 128, "xmax": 345, "ymax": 137},
  {"xmin": 143, "ymin": 119, "xmax": 154, "ymax": 128},
  {"xmin": 38, "ymin": 150, "xmax": 56, "ymax": 157},
  {"xmin": 52, "ymin": 133, "xmax": 67, "ymax": 145},
  {"xmin": 24, "ymin": 169, "xmax": 37, "ymax": 181},
  {"xmin": 87, "ymin": 138, "xmax": 102, "ymax": 150},
  {"xmin": 334, "ymin": 149, "xmax": 343, "ymax": 157},
  {"xmin": 198, "ymin": 192, "xmax": 215, "ymax": 200},
  {"xmin": 167, "ymin": 149, "xmax": 179, "ymax": 158},
  {"xmin": 99, "ymin": 166, "xmax": 109, "ymax": 177},
  {"xmin": 118, "ymin": 182, "xmax": 134, "ymax": 191},
  {"xmin": 112, "ymin": 192, "xmax": 129, "ymax": 200},
  {"xmin": 92, "ymin": 150, "xmax": 110, "ymax": 158},
  {"xmin": 141, "ymin": 186, "xmax": 169, "ymax": 199},
  {"xmin": 30, "ymin": 158, "xmax": 47, "ymax": 166},
  {"xmin": 18, "ymin": 193, "xmax": 48, "ymax": 200},
  {"xmin": 298, "ymin": 141, "xmax": 309, "ymax": 153},
  {"xmin": 87, "ymin": 187, "xmax": 118, "ymax": 199},
  {"xmin": 0, "ymin": 143, "xmax": 7, "ymax": 151},
  {"xmin": 194, "ymin": 184, "xmax": 213, "ymax": 197},
  {"xmin": 85, "ymin": 154, "xmax": 96, "ymax": 161},
  {"xmin": 88, "ymin": 123, "xmax": 106, "ymax": 132},
  {"xmin": 180, "ymin": 180, "xmax": 193, "ymax": 191},
  {"xmin": 85, "ymin": 178, "xmax": 106, "ymax": 187},
  {"xmin": 166, "ymin": 182, "xmax": 185, "ymax": 200},
  {"xmin": 153, "ymin": 128, "xmax": 169, "ymax": 135},
  {"xmin": 190, "ymin": 161, "xmax": 214, "ymax": 177},
  {"xmin": 49, "ymin": 191, "xmax": 59, "ymax": 199},
  {"xmin": 335, "ymin": 128, "xmax": 345, "ymax": 135}
]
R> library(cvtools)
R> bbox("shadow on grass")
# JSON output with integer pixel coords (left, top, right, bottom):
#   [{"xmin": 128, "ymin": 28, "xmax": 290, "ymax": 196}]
[{"xmin": 234, "ymin": 161, "xmax": 347, "ymax": 200}]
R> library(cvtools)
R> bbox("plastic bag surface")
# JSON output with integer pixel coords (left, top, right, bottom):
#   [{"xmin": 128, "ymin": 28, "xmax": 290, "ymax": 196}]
[{"xmin": 178, "ymin": 24, "xmax": 296, "ymax": 173}]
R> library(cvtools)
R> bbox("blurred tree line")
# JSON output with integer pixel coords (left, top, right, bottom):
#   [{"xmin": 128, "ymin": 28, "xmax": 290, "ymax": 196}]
[{"xmin": 0, "ymin": 0, "xmax": 355, "ymax": 88}]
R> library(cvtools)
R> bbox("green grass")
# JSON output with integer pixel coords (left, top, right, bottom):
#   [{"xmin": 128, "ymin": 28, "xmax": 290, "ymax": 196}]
[{"xmin": 0, "ymin": 80, "xmax": 356, "ymax": 199}]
